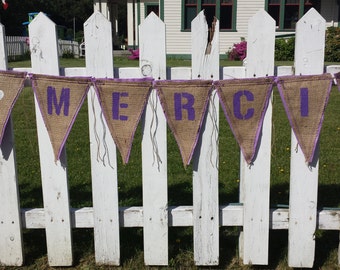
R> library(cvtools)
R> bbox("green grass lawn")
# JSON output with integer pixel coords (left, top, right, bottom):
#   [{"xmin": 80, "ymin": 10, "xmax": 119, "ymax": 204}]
[{"xmin": 7, "ymin": 57, "xmax": 340, "ymax": 269}]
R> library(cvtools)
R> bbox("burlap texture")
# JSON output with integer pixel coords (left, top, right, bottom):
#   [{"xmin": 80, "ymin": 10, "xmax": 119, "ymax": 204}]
[
  {"xmin": 336, "ymin": 72, "xmax": 340, "ymax": 91},
  {"xmin": 94, "ymin": 78, "xmax": 152, "ymax": 164},
  {"xmin": 155, "ymin": 80, "xmax": 212, "ymax": 166},
  {"xmin": 277, "ymin": 74, "xmax": 333, "ymax": 163},
  {"xmin": 216, "ymin": 77, "xmax": 275, "ymax": 164},
  {"xmin": 31, "ymin": 74, "xmax": 92, "ymax": 161},
  {"xmin": 0, "ymin": 70, "xmax": 26, "ymax": 144}
]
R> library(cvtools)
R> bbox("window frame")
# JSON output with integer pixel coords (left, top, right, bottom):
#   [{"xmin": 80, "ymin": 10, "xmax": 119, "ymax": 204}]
[
  {"xmin": 181, "ymin": 0, "xmax": 237, "ymax": 32},
  {"xmin": 265, "ymin": 0, "xmax": 320, "ymax": 31}
]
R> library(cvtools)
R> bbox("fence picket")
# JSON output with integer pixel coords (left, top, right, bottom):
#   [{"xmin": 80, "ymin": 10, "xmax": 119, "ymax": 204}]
[
  {"xmin": 28, "ymin": 12, "xmax": 73, "ymax": 266},
  {"xmin": 239, "ymin": 10, "xmax": 275, "ymax": 265},
  {"xmin": 0, "ymin": 24, "xmax": 23, "ymax": 266},
  {"xmin": 139, "ymin": 12, "xmax": 168, "ymax": 265},
  {"xmin": 288, "ymin": 8, "xmax": 326, "ymax": 268},
  {"xmin": 191, "ymin": 11, "xmax": 220, "ymax": 265},
  {"xmin": 84, "ymin": 11, "xmax": 120, "ymax": 265}
]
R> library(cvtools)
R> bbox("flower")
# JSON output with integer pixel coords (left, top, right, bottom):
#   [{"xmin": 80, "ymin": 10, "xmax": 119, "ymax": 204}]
[{"xmin": 228, "ymin": 40, "xmax": 247, "ymax": 61}]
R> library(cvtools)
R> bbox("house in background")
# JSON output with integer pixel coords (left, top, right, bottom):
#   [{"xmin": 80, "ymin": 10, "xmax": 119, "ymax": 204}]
[
  {"xmin": 95, "ymin": 0, "xmax": 340, "ymax": 57},
  {"xmin": 93, "ymin": 0, "xmax": 127, "ymax": 49}
]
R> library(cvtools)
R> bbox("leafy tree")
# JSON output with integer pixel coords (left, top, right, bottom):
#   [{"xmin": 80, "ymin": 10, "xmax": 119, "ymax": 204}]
[{"xmin": 0, "ymin": 0, "xmax": 93, "ymax": 38}]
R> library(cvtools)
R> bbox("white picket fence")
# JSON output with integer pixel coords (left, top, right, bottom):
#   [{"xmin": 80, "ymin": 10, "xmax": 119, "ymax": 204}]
[
  {"xmin": 1, "ymin": 8, "xmax": 340, "ymax": 268},
  {"xmin": 5, "ymin": 36, "xmax": 80, "ymax": 58}
]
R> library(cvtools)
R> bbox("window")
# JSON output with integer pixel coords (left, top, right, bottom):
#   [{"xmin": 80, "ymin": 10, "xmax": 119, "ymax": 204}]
[
  {"xmin": 267, "ymin": 0, "xmax": 320, "ymax": 30},
  {"xmin": 145, "ymin": 3, "xmax": 159, "ymax": 17},
  {"xmin": 182, "ymin": 0, "xmax": 235, "ymax": 30}
]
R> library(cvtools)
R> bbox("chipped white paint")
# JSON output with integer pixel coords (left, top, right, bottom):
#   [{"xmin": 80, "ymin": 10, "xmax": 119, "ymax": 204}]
[
  {"xmin": 240, "ymin": 10, "xmax": 275, "ymax": 265},
  {"xmin": 139, "ymin": 12, "xmax": 168, "ymax": 266},
  {"xmin": 288, "ymin": 8, "xmax": 326, "ymax": 268},
  {"xmin": 84, "ymin": 11, "xmax": 120, "ymax": 265},
  {"xmin": 29, "ymin": 12, "xmax": 73, "ymax": 266},
  {"xmin": 191, "ymin": 11, "xmax": 220, "ymax": 266},
  {"xmin": 0, "ymin": 23, "xmax": 23, "ymax": 266}
]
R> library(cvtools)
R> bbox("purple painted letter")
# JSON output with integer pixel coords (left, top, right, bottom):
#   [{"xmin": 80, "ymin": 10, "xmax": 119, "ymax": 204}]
[
  {"xmin": 300, "ymin": 87, "xmax": 309, "ymax": 117},
  {"xmin": 174, "ymin": 92, "xmax": 195, "ymax": 121},
  {"xmin": 112, "ymin": 92, "xmax": 128, "ymax": 121},
  {"xmin": 47, "ymin": 86, "xmax": 70, "ymax": 116},
  {"xmin": 233, "ymin": 90, "xmax": 254, "ymax": 120}
]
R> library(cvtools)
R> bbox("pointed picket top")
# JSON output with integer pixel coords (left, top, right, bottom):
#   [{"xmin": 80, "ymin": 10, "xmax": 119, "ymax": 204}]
[
  {"xmin": 239, "ymin": 9, "xmax": 275, "ymax": 266},
  {"xmin": 294, "ymin": 8, "xmax": 326, "ymax": 75},
  {"xmin": 29, "ymin": 12, "xmax": 59, "ymax": 75},
  {"xmin": 246, "ymin": 9, "xmax": 276, "ymax": 77},
  {"xmin": 191, "ymin": 10, "xmax": 208, "ymax": 79},
  {"xmin": 29, "ymin": 11, "xmax": 73, "ymax": 266},
  {"xmin": 0, "ymin": 22, "xmax": 23, "ymax": 266},
  {"xmin": 191, "ymin": 10, "xmax": 219, "ymax": 79},
  {"xmin": 139, "ymin": 12, "xmax": 166, "ymax": 80},
  {"xmin": 138, "ymin": 10, "xmax": 168, "ymax": 265},
  {"xmin": 288, "ymin": 7, "xmax": 326, "ymax": 269},
  {"xmin": 191, "ymin": 10, "xmax": 220, "ymax": 266},
  {"xmin": 84, "ymin": 11, "xmax": 114, "ymax": 77},
  {"xmin": 84, "ymin": 11, "xmax": 120, "ymax": 265}
]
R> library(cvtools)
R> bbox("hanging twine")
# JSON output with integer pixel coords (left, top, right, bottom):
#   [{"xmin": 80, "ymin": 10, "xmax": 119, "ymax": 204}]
[{"xmin": 149, "ymin": 90, "xmax": 162, "ymax": 171}]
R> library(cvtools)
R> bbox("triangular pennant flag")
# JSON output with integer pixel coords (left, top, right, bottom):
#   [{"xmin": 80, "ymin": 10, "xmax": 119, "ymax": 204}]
[
  {"xmin": 31, "ymin": 74, "xmax": 92, "ymax": 161},
  {"xmin": 336, "ymin": 72, "xmax": 340, "ymax": 91},
  {"xmin": 155, "ymin": 80, "xmax": 212, "ymax": 166},
  {"xmin": 94, "ymin": 78, "xmax": 152, "ymax": 164},
  {"xmin": 277, "ymin": 74, "xmax": 333, "ymax": 163},
  {"xmin": 216, "ymin": 77, "xmax": 275, "ymax": 164},
  {"xmin": 0, "ymin": 70, "xmax": 26, "ymax": 144}
]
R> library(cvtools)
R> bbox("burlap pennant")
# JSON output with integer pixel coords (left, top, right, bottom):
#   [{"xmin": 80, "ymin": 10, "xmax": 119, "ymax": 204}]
[
  {"xmin": 154, "ymin": 80, "xmax": 212, "ymax": 166},
  {"xmin": 94, "ymin": 78, "xmax": 152, "ymax": 164},
  {"xmin": 276, "ymin": 74, "xmax": 333, "ymax": 163},
  {"xmin": 0, "ymin": 70, "xmax": 26, "ymax": 144},
  {"xmin": 31, "ymin": 74, "xmax": 92, "ymax": 161},
  {"xmin": 336, "ymin": 72, "xmax": 340, "ymax": 91},
  {"xmin": 216, "ymin": 77, "xmax": 275, "ymax": 164}
]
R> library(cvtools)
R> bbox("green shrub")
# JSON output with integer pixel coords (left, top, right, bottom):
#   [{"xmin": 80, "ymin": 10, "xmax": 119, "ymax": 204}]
[
  {"xmin": 275, "ymin": 37, "xmax": 295, "ymax": 61},
  {"xmin": 62, "ymin": 50, "xmax": 75, "ymax": 59},
  {"xmin": 325, "ymin": 26, "xmax": 340, "ymax": 62}
]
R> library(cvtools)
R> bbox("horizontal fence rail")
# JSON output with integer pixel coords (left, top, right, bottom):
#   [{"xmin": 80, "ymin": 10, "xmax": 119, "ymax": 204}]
[{"xmin": 0, "ymin": 9, "xmax": 340, "ymax": 269}]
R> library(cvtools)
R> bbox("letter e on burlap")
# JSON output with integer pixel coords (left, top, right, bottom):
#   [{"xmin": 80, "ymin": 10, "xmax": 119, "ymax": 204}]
[{"xmin": 94, "ymin": 78, "xmax": 152, "ymax": 164}]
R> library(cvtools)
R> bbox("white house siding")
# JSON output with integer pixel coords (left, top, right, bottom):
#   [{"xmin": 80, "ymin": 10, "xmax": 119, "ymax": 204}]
[
  {"xmin": 125, "ymin": 0, "xmax": 339, "ymax": 56},
  {"xmin": 127, "ymin": 0, "xmax": 159, "ymax": 48},
  {"xmin": 164, "ymin": 0, "xmax": 192, "ymax": 55},
  {"xmin": 222, "ymin": 0, "xmax": 265, "ymax": 54},
  {"xmin": 164, "ymin": 0, "xmax": 266, "ymax": 56}
]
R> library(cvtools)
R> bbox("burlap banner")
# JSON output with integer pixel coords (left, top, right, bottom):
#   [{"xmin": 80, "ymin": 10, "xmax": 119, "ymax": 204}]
[
  {"xmin": 216, "ymin": 77, "xmax": 275, "ymax": 164},
  {"xmin": 276, "ymin": 74, "xmax": 333, "ymax": 163},
  {"xmin": 0, "ymin": 70, "xmax": 26, "ymax": 144},
  {"xmin": 31, "ymin": 74, "xmax": 92, "ymax": 161},
  {"xmin": 155, "ymin": 80, "xmax": 212, "ymax": 166},
  {"xmin": 336, "ymin": 72, "xmax": 340, "ymax": 91},
  {"xmin": 94, "ymin": 78, "xmax": 152, "ymax": 164}
]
